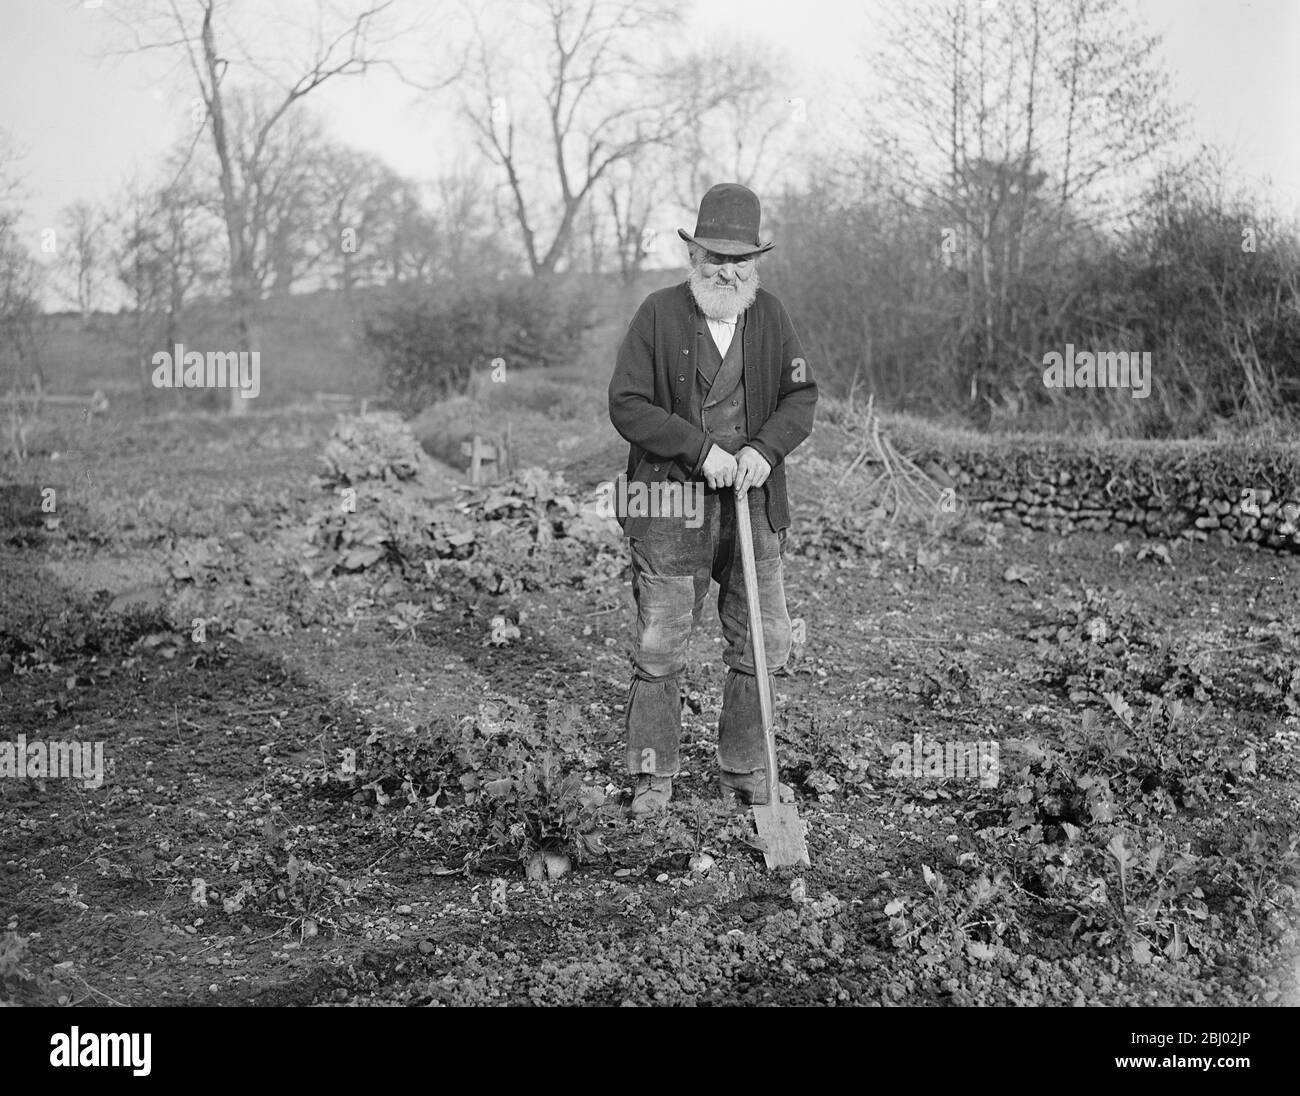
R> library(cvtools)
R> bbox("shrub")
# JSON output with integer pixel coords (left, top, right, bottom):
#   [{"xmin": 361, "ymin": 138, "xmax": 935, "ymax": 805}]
[{"xmin": 362, "ymin": 275, "xmax": 595, "ymax": 413}]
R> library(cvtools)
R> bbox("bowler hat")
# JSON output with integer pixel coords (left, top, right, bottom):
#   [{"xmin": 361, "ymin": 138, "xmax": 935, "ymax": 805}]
[{"xmin": 677, "ymin": 183, "xmax": 774, "ymax": 256}]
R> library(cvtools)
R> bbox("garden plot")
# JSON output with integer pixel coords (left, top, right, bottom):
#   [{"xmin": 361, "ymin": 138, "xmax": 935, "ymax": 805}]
[{"xmin": 1, "ymin": 409, "xmax": 1297, "ymax": 1006}]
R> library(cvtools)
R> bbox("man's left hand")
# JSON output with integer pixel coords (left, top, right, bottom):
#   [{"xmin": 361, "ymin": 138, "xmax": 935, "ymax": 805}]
[{"xmin": 733, "ymin": 446, "xmax": 772, "ymax": 496}]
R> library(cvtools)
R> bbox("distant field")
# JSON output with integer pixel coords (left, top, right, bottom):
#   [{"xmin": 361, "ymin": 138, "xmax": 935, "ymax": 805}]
[
  {"xmin": 30, "ymin": 270, "xmax": 687, "ymax": 412},
  {"xmin": 38, "ymin": 292, "xmax": 380, "ymax": 405}
]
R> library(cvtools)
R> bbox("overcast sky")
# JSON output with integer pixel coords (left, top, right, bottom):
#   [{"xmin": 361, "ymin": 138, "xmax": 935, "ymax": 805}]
[{"xmin": 2, "ymin": 0, "xmax": 1297, "ymax": 285}]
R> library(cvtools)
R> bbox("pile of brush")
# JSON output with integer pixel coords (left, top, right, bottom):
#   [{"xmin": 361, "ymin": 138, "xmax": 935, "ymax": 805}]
[{"xmin": 828, "ymin": 395, "xmax": 950, "ymax": 523}]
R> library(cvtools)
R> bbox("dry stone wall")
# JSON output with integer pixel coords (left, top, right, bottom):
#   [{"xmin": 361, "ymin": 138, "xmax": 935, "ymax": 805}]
[{"xmin": 889, "ymin": 424, "xmax": 1300, "ymax": 552}]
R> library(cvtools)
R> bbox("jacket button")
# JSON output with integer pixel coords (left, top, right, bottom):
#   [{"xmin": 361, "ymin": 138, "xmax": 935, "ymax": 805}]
[
  {"xmin": 678, "ymin": 375, "xmax": 685, "ymax": 382},
  {"xmin": 653, "ymin": 464, "xmax": 660, "ymax": 472}
]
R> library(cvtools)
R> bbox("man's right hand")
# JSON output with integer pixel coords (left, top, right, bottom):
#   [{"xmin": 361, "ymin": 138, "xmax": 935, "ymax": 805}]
[{"xmin": 701, "ymin": 444, "xmax": 738, "ymax": 490}]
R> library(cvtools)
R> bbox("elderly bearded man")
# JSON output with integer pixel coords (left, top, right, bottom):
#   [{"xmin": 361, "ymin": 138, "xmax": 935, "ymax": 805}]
[{"xmin": 608, "ymin": 183, "xmax": 818, "ymax": 816}]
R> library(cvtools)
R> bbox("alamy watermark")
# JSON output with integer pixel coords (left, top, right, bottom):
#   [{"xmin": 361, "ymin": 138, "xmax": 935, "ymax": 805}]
[
  {"xmin": 1, "ymin": 735, "xmax": 105, "ymax": 789},
  {"xmin": 1042, "ymin": 344, "xmax": 1151, "ymax": 399},
  {"xmin": 889, "ymin": 733, "xmax": 1000, "ymax": 788},
  {"xmin": 593, "ymin": 473, "xmax": 705, "ymax": 529},
  {"xmin": 151, "ymin": 343, "xmax": 260, "ymax": 400},
  {"xmin": 50, "ymin": 1028, "xmax": 150, "ymax": 1076}
]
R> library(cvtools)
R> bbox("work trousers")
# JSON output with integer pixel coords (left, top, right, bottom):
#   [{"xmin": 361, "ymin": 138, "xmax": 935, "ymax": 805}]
[{"xmin": 623, "ymin": 488, "xmax": 792, "ymax": 778}]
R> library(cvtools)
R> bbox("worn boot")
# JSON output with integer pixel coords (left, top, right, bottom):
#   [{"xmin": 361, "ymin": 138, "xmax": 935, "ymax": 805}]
[
  {"xmin": 719, "ymin": 769, "xmax": 793, "ymax": 806},
  {"xmin": 628, "ymin": 774, "xmax": 672, "ymax": 816}
]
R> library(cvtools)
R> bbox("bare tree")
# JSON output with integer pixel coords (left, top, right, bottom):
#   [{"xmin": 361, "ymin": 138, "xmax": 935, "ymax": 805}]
[
  {"xmin": 603, "ymin": 147, "xmax": 662, "ymax": 282},
  {"xmin": 220, "ymin": 98, "xmax": 332, "ymax": 301},
  {"xmin": 0, "ymin": 219, "xmax": 44, "ymax": 460},
  {"xmin": 57, "ymin": 201, "xmax": 110, "ymax": 320},
  {"xmin": 113, "ymin": 169, "xmax": 221, "ymax": 396},
  {"xmin": 461, "ymin": 0, "xmax": 686, "ymax": 275},
  {"xmin": 664, "ymin": 39, "xmax": 795, "ymax": 210},
  {"xmin": 103, "ymin": 0, "xmax": 427, "ymax": 412},
  {"xmin": 313, "ymin": 142, "xmax": 385, "ymax": 300},
  {"xmin": 433, "ymin": 164, "xmax": 514, "ymax": 278},
  {"xmin": 364, "ymin": 170, "xmax": 439, "ymax": 285},
  {"xmin": 600, "ymin": 39, "xmax": 795, "ymax": 283},
  {"xmin": 0, "ymin": 130, "xmax": 46, "ymax": 458},
  {"xmin": 309, "ymin": 151, "xmax": 494, "ymax": 297},
  {"xmin": 861, "ymin": 0, "xmax": 1184, "ymax": 406}
]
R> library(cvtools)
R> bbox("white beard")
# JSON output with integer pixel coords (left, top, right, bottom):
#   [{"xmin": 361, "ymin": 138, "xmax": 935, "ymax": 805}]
[{"xmin": 688, "ymin": 266, "xmax": 759, "ymax": 320}]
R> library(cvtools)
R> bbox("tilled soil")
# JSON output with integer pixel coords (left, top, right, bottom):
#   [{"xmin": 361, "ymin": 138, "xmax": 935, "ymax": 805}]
[{"xmin": 1, "ymin": 408, "xmax": 1297, "ymax": 1007}]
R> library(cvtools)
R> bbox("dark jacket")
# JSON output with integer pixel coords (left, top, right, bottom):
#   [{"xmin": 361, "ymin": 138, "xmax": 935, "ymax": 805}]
[{"xmin": 608, "ymin": 280, "xmax": 817, "ymax": 539}]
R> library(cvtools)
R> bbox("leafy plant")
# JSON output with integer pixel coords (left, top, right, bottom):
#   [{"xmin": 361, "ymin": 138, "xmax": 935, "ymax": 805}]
[
  {"xmin": 386, "ymin": 601, "xmax": 430, "ymax": 643},
  {"xmin": 885, "ymin": 865, "xmax": 1022, "ymax": 965},
  {"xmin": 357, "ymin": 699, "xmax": 610, "ymax": 871},
  {"xmin": 0, "ymin": 932, "xmax": 35, "ymax": 1003},
  {"xmin": 1072, "ymin": 834, "xmax": 1210, "ymax": 965},
  {"xmin": 476, "ymin": 751, "xmax": 608, "ymax": 864}
]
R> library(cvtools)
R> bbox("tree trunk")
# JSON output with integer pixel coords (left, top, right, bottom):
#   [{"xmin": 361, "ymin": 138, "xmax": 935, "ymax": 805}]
[{"xmin": 200, "ymin": 3, "xmax": 257, "ymax": 416}]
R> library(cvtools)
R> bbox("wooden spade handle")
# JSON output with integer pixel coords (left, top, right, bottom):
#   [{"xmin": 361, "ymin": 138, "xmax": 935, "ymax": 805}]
[{"xmin": 735, "ymin": 489, "xmax": 779, "ymax": 798}]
